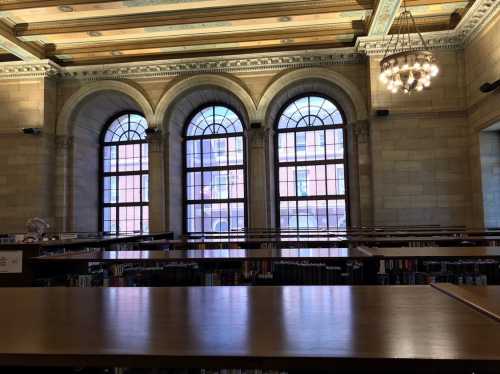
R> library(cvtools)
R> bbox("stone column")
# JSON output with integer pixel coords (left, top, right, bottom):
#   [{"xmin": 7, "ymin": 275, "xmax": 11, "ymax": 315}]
[
  {"xmin": 147, "ymin": 130, "xmax": 166, "ymax": 233},
  {"xmin": 352, "ymin": 119, "xmax": 373, "ymax": 226},
  {"xmin": 247, "ymin": 125, "xmax": 271, "ymax": 230},
  {"xmin": 54, "ymin": 135, "xmax": 74, "ymax": 232}
]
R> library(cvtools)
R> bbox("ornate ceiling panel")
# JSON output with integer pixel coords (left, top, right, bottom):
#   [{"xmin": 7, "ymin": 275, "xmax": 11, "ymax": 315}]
[{"xmin": 0, "ymin": 0, "xmax": 484, "ymax": 65}]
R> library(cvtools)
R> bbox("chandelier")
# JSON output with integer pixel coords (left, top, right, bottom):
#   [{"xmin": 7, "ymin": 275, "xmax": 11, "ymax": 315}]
[{"xmin": 379, "ymin": 0, "xmax": 439, "ymax": 94}]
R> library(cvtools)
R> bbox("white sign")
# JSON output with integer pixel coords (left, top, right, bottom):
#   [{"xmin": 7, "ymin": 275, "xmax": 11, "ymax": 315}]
[{"xmin": 0, "ymin": 251, "xmax": 23, "ymax": 273}]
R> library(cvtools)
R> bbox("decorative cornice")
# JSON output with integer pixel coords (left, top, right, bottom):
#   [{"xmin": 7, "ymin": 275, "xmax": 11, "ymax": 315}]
[
  {"xmin": 58, "ymin": 48, "xmax": 365, "ymax": 80},
  {"xmin": 455, "ymin": 0, "xmax": 498, "ymax": 44},
  {"xmin": 356, "ymin": 30, "xmax": 462, "ymax": 55},
  {"xmin": 0, "ymin": 0, "xmax": 496, "ymax": 80},
  {"xmin": 0, "ymin": 59, "xmax": 60, "ymax": 80},
  {"xmin": 356, "ymin": 0, "xmax": 498, "ymax": 55}
]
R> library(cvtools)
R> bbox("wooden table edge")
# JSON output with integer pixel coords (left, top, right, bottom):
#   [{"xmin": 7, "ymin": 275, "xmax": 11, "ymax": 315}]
[{"xmin": 431, "ymin": 283, "xmax": 500, "ymax": 323}]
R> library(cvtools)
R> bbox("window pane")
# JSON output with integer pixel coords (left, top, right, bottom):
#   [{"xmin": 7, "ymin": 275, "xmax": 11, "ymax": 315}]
[
  {"xmin": 102, "ymin": 113, "xmax": 149, "ymax": 234},
  {"xmin": 276, "ymin": 96, "xmax": 347, "ymax": 230},
  {"xmin": 185, "ymin": 106, "xmax": 246, "ymax": 233}
]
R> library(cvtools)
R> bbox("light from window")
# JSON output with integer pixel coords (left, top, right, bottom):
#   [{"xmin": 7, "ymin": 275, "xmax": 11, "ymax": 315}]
[
  {"xmin": 276, "ymin": 96, "xmax": 347, "ymax": 230},
  {"xmin": 185, "ymin": 106, "xmax": 246, "ymax": 233},
  {"xmin": 102, "ymin": 113, "xmax": 149, "ymax": 235}
]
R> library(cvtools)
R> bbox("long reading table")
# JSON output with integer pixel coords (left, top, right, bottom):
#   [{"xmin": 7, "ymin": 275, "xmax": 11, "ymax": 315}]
[
  {"xmin": 0, "ymin": 285, "xmax": 500, "ymax": 373},
  {"xmin": 432, "ymin": 283, "xmax": 500, "ymax": 321}
]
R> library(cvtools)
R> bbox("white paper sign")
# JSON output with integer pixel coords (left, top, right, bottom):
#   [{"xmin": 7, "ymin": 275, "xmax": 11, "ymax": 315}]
[{"xmin": 0, "ymin": 251, "xmax": 23, "ymax": 273}]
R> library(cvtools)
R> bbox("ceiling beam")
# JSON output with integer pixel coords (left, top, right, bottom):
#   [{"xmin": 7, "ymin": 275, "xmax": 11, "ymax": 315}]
[
  {"xmin": 0, "ymin": 21, "xmax": 43, "ymax": 60},
  {"xmin": 60, "ymin": 42, "xmax": 353, "ymax": 66},
  {"xmin": 0, "ymin": 1, "xmax": 117, "ymax": 11},
  {"xmin": 51, "ymin": 22, "xmax": 363, "ymax": 56},
  {"xmin": 368, "ymin": 0, "xmax": 402, "ymax": 36},
  {"xmin": 15, "ymin": 0, "xmax": 372, "ymax": 37}
]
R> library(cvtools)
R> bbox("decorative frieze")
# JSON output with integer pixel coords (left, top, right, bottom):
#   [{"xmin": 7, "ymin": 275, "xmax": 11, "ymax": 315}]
[
  {"xmin": 0, "ymin": 59, "xmax": 60, "ymax": 80},
  {"xmin": 357, "ymin": 0, "xmax": 498, "ymax": 55},
  {"xmin": 58, "ymin": 49, "xmax": 365, "ymax": 80},
  {"xmin": 0, "ymin": 0, "xmax": 495, "ymax": 80}
]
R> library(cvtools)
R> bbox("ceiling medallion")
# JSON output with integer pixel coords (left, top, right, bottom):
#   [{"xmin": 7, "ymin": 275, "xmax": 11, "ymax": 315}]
[{"xmin": 379, "ymin": 0, "xmax": 439, "ymax": 94}]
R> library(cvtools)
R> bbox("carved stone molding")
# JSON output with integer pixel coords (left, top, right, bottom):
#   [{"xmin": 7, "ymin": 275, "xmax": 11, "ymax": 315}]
[
  {"xmin": 352, "ymin": 120, "xmax": 370, "ymax": 143},
  {"xmin": 356, "ymin": 30, "xmax": 463, "ymax": 55},
  {"xmin": 147, "ymin": 131, "xmax": 163, "ymax": 153},
  {"xmin": 55, "ymin": 135, "xmax": 73, "ymax": 150},
  {"xmin": 249, "ymin": 127, "xmax": 267, "ymax": 148},
  {"xmin": 455, "ymin": 0, "xmax": 499, "ymax": 44},
  {"xmin": 0, "ymin": 59, "xmax": 60, "ymax": 80},
  {"xmin": 0, "ymin": 0, "xmax": 495, "ymax": 80},
  {"xmin": 59, "ymin": 49, "xmax": 364, "ymax": 80},
  {"xmin": 357, "ymin": 0, "xmax": 498, "ymax": 55}
]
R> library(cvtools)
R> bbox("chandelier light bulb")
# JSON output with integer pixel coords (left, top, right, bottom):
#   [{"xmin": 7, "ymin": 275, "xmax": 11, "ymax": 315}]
[
  {"xmin": 408, "ymin": 71, "xmax": 415, "ymax": 85},
  {"xmin": 378, "ymin": 2, "xmax": 440, "ymax": 94},
  {"xmin": 430, "ymin": 64, "xmax": 439, "ymax": 77}
]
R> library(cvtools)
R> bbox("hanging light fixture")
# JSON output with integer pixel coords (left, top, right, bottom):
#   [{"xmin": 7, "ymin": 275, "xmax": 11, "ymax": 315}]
[{"xmin": 379, "ymin": 0, "xmax": 439, "ymax": 94}]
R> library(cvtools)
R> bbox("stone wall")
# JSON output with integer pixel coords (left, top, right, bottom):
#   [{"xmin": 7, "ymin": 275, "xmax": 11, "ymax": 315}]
[
  {"xmin": 465, "ymin": 13, "xmax": 500, "ymax": 131},
  {"xmin": 1, "ymin": 21, "xmax": 499, "ymax": 233},
  {"xmin": 465, "ymin": 13, "xmax": 500, "ymax": 228},
  {"xmin": 369, "ymin": 50, "xmax": 470, "ymax": 226},
  {"xmin": 371, "ymin": 113, "xmax": 470, "ymax": 226},
  {"xmin": 0, "ymin": 79, "xmax": 55, "ymax": 233},
  {"xmin": 479, "ymin": 130, "xmax": 500, "ymax": 227}
]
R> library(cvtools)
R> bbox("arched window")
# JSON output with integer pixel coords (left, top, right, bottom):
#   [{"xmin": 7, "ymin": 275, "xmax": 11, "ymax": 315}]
[
  {"xmin": 184, "ymin": 105, "xmax": 246, "ymax": 233},
  {"xmin": 101, "ymin": 113, "xmax": 149, "ymax": 234},
  {"xmin": 275, "ymin": 95, "xmax": 348, "ymax": 230}
]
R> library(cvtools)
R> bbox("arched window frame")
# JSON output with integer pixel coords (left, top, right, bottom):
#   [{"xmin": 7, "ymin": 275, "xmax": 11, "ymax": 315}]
[
  {"xmin": 183, "ymin": 103, "xmax": 248, "ymax": 234},
  {"xmin": 99, "ymin": 111, "xmax": 149, "ymax": 235},
  {"xmin": 274, "ymin": 94, "xmax": 350, "ymax": 230}
]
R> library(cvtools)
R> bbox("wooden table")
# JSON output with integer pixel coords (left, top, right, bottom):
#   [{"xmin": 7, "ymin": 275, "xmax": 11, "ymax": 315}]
[
  {"xmin": 1, "ymin": 286, "xmax": 500, "ymax": 372},
  {"xmin": 433, "ymin": 283, "xmax": 500, "ymax": 322}
]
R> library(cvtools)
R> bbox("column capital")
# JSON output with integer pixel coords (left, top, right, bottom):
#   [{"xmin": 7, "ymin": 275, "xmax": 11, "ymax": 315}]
[
  {"xmin": 352, "ymin": 120, "xmax": 370, "ymax": 143},
  {"xmin": 146, "ymin": 130, "xmax": 163, "ymax": 152},
  {"xmin": 55, "ymin": 135, "xmax": 73, "ymax": 150}
]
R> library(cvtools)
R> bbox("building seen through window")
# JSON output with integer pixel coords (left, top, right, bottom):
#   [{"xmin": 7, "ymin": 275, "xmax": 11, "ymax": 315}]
[
  {"xmin": 101, "ymin": 113, "xmax": 149, "ymax": 234},
  {"xmin": 276, "ymin": 95, "xmax": 348, "ymax": 230},
  {"xmin": 185, "ymin": 105, "xmax": 246, "ymax": 233}
]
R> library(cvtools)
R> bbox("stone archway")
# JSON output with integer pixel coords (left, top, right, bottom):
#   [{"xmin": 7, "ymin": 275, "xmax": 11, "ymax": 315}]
[
  {"xmin": 55, "ymin": 81, "xmax": 154, "ymax": 232},
  {"xmin": 255, "ymin": 68, "xmax": 371, "ymax": 228}
]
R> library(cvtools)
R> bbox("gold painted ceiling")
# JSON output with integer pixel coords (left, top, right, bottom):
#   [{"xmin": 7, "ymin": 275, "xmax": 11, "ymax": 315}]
[{"xmin": 0, "ymin": 0, "xmax": 474, "ymax": 65}]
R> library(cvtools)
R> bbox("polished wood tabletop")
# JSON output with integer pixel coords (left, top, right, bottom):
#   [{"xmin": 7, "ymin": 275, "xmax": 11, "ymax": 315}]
[
  {"xmin": 433, "ymin": 283, "xmax": 500, "ymax": 322},
  {"xmin": 363, "ymin": 246, "xmax": 500, "ymax": 258},
  {"xmin": 1, "ymin": 286, "xmax": 500, "ymax": 371},
  {"xmin": 32, "ymin": 247, "xmax": 371, "ymax": 263}
]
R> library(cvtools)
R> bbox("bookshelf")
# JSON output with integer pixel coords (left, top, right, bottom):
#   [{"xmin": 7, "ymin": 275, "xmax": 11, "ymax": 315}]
[
  {"xmin": 31, "ymin": 247, "xmax": 376, "ymax": 287},
  {"xmin": 29, "ymin": 246, "xmax": 500, "ymax": 287},
  {"xmin": 365, "ymin": 246, "xmax": 500, "ymax": 285}
]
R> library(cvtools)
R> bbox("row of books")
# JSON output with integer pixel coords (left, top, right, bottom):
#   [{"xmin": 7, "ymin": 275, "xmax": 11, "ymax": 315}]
[
  {"xmin": 377, "ymin": 259, "xmax": 500, "ymax": 285},
  {"xmin": 273, "ymin": 260, "xmax": 365, "ymax": 285},
  {"xmin": 34, "ymin": 258, "xmax": 366, "ymax": 287}
]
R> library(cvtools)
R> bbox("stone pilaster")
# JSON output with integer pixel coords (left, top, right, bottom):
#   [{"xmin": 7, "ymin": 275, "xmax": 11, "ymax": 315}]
[
  {"xmin": 247, "ymin": 125, "xmax": 271, "ymax": 230},
  {"xmin": 351, "ymin": 120, "xmax": 373, "ymax": 226},
  {"xmin": 147, "ymin": 130, "xmax": 166, "ymax": 233}
]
